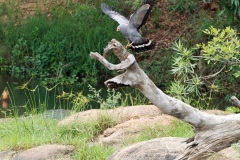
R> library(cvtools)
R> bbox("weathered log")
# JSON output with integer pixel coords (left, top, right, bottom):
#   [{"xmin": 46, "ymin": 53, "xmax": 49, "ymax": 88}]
[{"xmin": 90, "ymin": 39, "xmax": 240, "ymax": 160}]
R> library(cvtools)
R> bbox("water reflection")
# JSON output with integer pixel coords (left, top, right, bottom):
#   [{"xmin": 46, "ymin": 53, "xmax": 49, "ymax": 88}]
[
  {"xmin": 0, "ymin": 73, "xmax": 148, "ymax": 118},
  {"xmin": 0, "ymin": 73, "xmax": 90, "ymax": 118}
]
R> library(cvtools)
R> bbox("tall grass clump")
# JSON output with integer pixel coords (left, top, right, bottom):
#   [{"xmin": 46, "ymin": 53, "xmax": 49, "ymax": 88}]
[
  {"xmin": 2, "ymin": 3, "xmax": 124, "ymax": 84},
  {"xmin": 0, "ymin": 113, "xmax": 117, "ymax": 159},
  {"xmin": 0, "ymin": 116, "xmax": 59, "ymax": 150},
  {"xmin": 127, "ymin": 119, "xmax": 194, "ymax": 145}
]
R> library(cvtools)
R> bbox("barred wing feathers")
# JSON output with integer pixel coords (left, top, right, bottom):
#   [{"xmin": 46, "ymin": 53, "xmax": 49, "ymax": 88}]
[
  {"xmin": 101, "ymin": 3, "xmax": 129, "ymax": 25},
  {"xmin": 129, "ymin": 0, "xmax": 156, "ymax": 30}
]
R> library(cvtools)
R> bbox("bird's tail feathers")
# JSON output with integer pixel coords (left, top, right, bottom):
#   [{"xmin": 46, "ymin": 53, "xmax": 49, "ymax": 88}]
[
  {"xmin": 129, "ymin": 39, "xmax": 155, "ymax": 52},
  {"xmin": 143, "ymin": 0, "xmax": 157, "ymax": 6}
]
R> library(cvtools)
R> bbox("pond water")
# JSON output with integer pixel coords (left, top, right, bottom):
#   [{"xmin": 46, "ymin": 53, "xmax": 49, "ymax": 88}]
[
  {"xmin": 0, "ymin": 73, "xmax": 147, "ymax": 118},
  {"xmin": 0, "ymin": 73, "xmax": 89, "ymax": 118},
  {"xmin": 0, "ymin": 73, "xmax": 230, "ymax": 118}
]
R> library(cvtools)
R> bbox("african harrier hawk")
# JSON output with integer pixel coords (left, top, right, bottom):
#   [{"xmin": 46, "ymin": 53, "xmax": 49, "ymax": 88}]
[{"xmin": 101, "ymin": 0, "xmax": 156, "ymax": 52}]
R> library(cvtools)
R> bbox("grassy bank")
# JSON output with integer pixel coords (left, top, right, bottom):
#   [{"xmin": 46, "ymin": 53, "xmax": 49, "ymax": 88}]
[{"xmin": 0, "ymin": 112, "xmax": 194, "ymax": 159}]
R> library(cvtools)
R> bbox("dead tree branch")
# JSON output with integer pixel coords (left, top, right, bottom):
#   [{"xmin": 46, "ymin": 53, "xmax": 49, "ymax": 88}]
[{"xmin": 90, "ymin": 39, "xmax": 240, "ymax": 160}]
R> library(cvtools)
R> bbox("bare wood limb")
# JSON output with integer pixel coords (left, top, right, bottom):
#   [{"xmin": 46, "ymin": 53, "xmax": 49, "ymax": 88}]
[
  {"xmin": 90, "ymin": 39, "xmax": 240, "ymax": 160},
  {"xmin": 90, "ymin": 52, "xmax": 135, "ymax": 71}
]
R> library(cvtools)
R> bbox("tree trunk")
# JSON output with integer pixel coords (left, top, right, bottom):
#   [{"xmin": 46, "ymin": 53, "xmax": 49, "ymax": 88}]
[{"xmin": 90, "ymin": 39, "xmax": 240, "ymax": 160}]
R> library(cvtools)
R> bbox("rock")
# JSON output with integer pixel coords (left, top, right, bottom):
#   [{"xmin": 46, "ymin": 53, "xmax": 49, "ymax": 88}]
[
  {"xmin": 207, "ymin": 147, "xmax": 240, "ymax": 160},
  {"xmin": 108, "ymin": 137, "xmax": 239, "ymax": 160},
  {"xmin": 0, "ymin": 150, "xmax": 17, "ymax": 160},
  {"xmin": 43, "ymin": 109, "xmax": 72, "ymax": 120},
  {"xmin": 58, "ymin": 109, "xmax": 105, "ymax": 126},
  {"xmin": 203, "ymin": 110, "xmax": 234, "ymax": 115},
  {"xmin": 11, "ymin": 144, "xmax": 75, "ymax": 160},
  {"xmin": 58, "ymin": 105, "xmax": 161, "ymax": 126},
  {"xmin": 94, "ymin": 115, "xmax": 176, "ymax": 146},
  {"xmin": 108, "ymin": 137, "xmax": 188, "ymax": 160}
]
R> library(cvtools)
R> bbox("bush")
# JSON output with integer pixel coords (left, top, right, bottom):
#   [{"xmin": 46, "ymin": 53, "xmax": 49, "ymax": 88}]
[{"xmin": 167, "ymin": 27, "xmax": 240, "ymax": 109}]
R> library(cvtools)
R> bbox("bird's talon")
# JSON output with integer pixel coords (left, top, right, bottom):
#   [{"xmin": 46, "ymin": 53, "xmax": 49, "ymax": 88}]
[{"xmin": 126, "ymin": 42, "xmax": 133, "ymax": 48}]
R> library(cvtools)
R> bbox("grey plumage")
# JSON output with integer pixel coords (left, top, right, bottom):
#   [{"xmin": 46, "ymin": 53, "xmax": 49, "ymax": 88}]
[{"xmin": 101, "ymin": 0, "xmax": 156, "ymax": 52}]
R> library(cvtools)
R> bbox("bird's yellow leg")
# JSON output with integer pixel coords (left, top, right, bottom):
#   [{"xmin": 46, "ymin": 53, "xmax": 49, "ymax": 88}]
[{"xmin": 126, "ymin": 42, "xmax": 134, "ymax": 48}]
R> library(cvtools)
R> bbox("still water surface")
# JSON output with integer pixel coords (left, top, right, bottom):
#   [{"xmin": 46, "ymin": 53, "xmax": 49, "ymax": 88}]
[
  {"xmin": 1, "ymin": 73, "xmax": 229, "ymax": 118},
  {"xmin": 0, "ymin": 73, "xmax": 103, "ymax": 118},
  {"xmin": 0, "ymin": 73, "xmax": 147, "ymax": 118}
]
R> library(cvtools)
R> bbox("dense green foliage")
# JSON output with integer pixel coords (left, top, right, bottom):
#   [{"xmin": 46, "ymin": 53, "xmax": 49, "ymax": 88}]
[
  {"xmin": 167, "ymin": 27, "xmax": 240, "ymax": 109},
  {"xmin": 0, "ymin": 2, "xmax": 124, "ymax": 84},
  {"xmin": 198, "ymin": 27, "xmax": 240, "ymax": 77}
]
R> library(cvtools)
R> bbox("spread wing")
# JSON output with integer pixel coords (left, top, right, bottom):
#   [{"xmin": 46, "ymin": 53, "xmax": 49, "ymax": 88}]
[
  {"xmin": 129, "ymin": 0, "xmax": 156, "ymax": 30},
  {"xmin": 101, "ymin": 3, "xmax": 129, "ymax": 25}
]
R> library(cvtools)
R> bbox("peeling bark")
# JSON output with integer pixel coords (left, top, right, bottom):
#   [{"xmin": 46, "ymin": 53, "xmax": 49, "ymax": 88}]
[{"xmin": 90, "ymin": 39, "xmax": 240, "ymax": 160}]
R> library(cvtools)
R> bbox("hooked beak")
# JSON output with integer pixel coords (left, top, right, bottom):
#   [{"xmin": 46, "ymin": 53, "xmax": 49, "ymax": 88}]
[{"xmin": 116, "ymin": 27, "xmax": 120, "ymax": 31}]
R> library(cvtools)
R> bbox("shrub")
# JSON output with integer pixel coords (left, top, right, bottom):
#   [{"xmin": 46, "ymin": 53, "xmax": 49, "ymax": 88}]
[{"xmin": 167, "ymin": 27, "xmax": 240, "ymax": 109}]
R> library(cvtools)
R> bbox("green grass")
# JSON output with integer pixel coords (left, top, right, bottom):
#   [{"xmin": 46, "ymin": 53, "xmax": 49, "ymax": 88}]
[
  {"xmin": 0, "ymin": 113, "xmax": 118, "ymax": 159},
  {"xmin": 0, "ymin": 116, "xmax": 59, "ymax": 150},
  {"xmin": 0, "ymin": 109, "xmax": 195, "ymax": 159},
  {"xmin": 233, "ymin": 143, "xmax": 240, "ymax": 158},
  {"xmin": 127, "ymin": 119, "xmax": 194, "ymax": 145}
]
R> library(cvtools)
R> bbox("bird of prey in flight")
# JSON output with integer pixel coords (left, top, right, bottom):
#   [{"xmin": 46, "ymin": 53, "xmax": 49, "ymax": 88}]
[{"xmin": 101, "ymin": 0, "xmax": 156, "ymax": 52}]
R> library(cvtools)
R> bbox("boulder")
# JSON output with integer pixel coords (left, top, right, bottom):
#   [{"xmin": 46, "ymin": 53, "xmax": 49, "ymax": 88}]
[
  {"xmin": 58, "ymin": 105, "xmax": 161, "ymax": 126},
  {"xmin": 94, "ymin": 115, "xmax": 176, "ymax": 146},
  {"xmin": 43, "ymin": 109, "xmax": 72, "ymax": 120},
  {"xmin": 108, "ymin": 137, "xmax": 239, "ymax": 160},
  {"xmin": 0, "ymin": 150, "xmax": 17, "ymax": 160},
  {"xmin": 203, "ymin": 110, "xmax": 234, "ymax": 115},
  {"xmin": 108, "ymin": 137, "xmax": 188, "ymax": 160},
  {"xmin": 207, "ymin": 147, "xmax": 240, "ymax": 160},
  {"xmin": 11, "ymin": 144, "xmax": 74, "ymax": 160}
]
